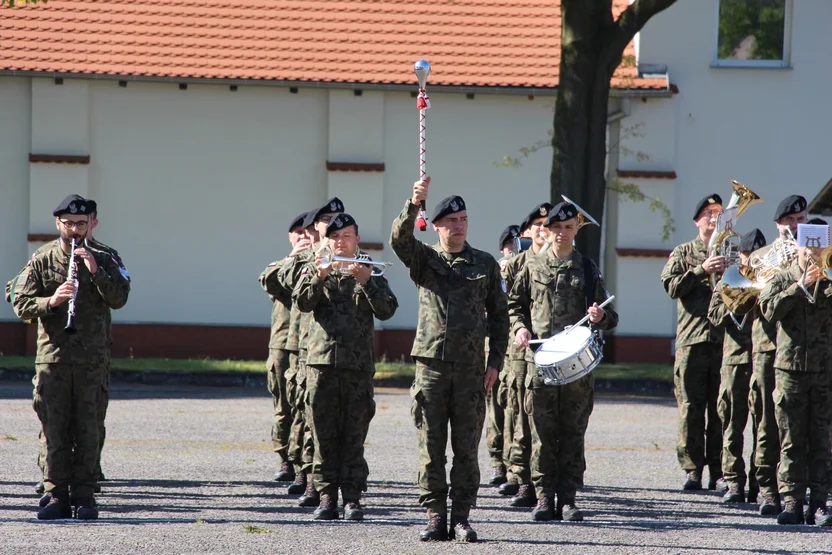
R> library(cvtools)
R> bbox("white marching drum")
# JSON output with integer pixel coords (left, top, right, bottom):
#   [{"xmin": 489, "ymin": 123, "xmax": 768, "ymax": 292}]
[{"xmin": 533, "ymin": 326, "xmax": 604, "ymax": 386}]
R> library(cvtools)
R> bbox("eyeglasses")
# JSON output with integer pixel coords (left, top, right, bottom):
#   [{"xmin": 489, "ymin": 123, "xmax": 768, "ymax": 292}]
[{"xmin": 60, "ymin": 220, "xmax": 89, "ymax": 230}]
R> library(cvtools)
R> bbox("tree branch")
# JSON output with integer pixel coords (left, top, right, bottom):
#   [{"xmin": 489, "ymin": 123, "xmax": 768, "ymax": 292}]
[{"xmin": 603, "ymin": 0, "xmax": 679, "ymax": 67}]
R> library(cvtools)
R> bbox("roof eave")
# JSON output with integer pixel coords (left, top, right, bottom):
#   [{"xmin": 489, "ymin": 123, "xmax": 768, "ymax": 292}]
[{"xmin": 0, "ymin": 69, "xmax": 676, "ymax": 98}]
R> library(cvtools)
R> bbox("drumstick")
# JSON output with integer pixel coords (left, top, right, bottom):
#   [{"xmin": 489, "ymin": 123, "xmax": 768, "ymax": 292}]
[{"xmin": 527, "ymin": 295, "xmax": 616, "ymax": 344}]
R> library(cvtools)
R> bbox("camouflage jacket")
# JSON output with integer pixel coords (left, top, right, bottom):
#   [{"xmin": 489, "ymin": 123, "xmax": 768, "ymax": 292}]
[
  {"xmin": 294, "ymin": 253, "xmax": 398, "ymax": 372},
  {"xmin": 661, "ymin": 237, "xmax": 725, "ymax": 347},
  {"xmin": 749, "ymin": 244, "xmax": 777, "ymax": 353},
  {"xmin": 84, "ymin": 237, "xmax": 130, "ymax": 347},
  {"xmin": 508, "ymin": 248, "xmax": 619, "ymax": 364},
  {"xmin": 707, "ymin": 289, "xmax": 753, "ymax": 365},
  {"xmin": 259, "ymin": 258, "xmax": 293, "ymax": 351},
  {"xmin": 10, "ymin": 239, "xmax": 130, "ymax": 363},
  {"xmin": 277, "ymin": 248, "xmax": 316, "ymax": 354},
  {"xmin": 390, "ymin": 199, "xmax": 509, "ymax": 371},
  {"xmin": 502, "ymin": 249, "xmax": 533, "ymax": 362},
  {"xmin": 759, "ymin": 262, "xmax": 832, "ymax": 372}
]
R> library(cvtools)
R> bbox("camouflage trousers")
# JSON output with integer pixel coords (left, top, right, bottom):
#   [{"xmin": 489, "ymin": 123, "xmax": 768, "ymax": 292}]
[
  {"xmin": 306, "ymin": 365, "xmax": 375, "ymax": 501},
  {"xmin": 774, "ymin": 369, "xmax": 832, "ymax": 503},
  {"xmin": 505, "ymin": 360, "xmax": 532, "ymax": 483},
  {"xmin": 38, "ymin": 363, "xmax": 110, "ymax": 481},
  {"xmin": 673, "ymin": 343, "xmax": 723, "ymax": 473},
  {"xmin": 266, "ymin": 348, "xmax": 293, "ymax": 463},
  {"xmin": 717, "ymin": 363, "xmax": 757, "ymax": 490},
  {"xmin": 410, "ymin": 358, "xmax": 486, "ymax": 518},
  {"xmin": 286, "ymin": 352, "xmax": 314, "ymax": 474},
  {"xmin": 750, "ymin": 351, "xmax": 780, "ymax": 497},
  {"xmin": 486, "ymin": 375, "xmax": 506, "ymax": 469},
  {"xmin": 33, "ymin": 363, "xmax": 107, "ymax": 498},
  {"xmin": 527, "ymin": 372, "xmax": 594, "ymax": 500}
]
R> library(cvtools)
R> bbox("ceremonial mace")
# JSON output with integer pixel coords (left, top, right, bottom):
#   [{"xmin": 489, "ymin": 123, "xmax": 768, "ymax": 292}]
[{"xmin": 413, "ymin": 59, "xmax": 431, "ymax": 231}]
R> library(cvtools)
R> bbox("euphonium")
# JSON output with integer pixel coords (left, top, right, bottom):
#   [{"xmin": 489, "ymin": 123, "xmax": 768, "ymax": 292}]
[{"xmin": 708, "ymin": 180, "xmax": 763, "ymax": 289}]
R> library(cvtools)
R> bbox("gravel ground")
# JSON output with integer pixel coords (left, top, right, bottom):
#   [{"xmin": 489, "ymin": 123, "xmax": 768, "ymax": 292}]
[{"xmin": 1, "ymin": 382, "xmax": 829, "ymax": 555}]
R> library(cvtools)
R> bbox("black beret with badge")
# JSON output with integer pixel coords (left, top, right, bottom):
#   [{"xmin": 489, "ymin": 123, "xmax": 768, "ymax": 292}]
[
  {"xmin": 325, "ymin": 213, "xmax": 358, "ymax": 237},
  {"xmin": 431, "ymin": 195, "xmax": 466, "ymax": 222},
  {"xmin": 520, "ymin": 202, "xmax": 554, "ymax": 233},
  {"xmin": 692, "ymin": 193, "xmax": 722, "ymax": 220},
  {"xmin": 288, "ymin": 211, "xmax": 309, "ymax": 232},
  {"xmin": 773, "ymin": 195, "xmax": 807, "ymax": 221},
  {"xmin": 53, "ymin": 194, "xmax": 92, "ymax": 217},
  {"xmin": 498, "ymin": 225, "xmax": 520, "ymax": 250},
  {"xmin": 809, "ymin": 217, "xmax": 828, "ymax": 225},
  {"xmin": 739, "ymin": 228, "xmax": 766, "ymax": 253},
  {"xmin": 544, "ymin": 202, "xmax": 578, "ymax": 226},
  {"xmin": 304, "ymin": 197, "xmax": 346, "ymax": 227}
]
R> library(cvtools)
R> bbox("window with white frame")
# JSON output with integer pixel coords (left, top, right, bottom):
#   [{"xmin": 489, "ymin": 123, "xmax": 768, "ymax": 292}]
[{"xmin": 713, "ymin": 0, "xmax": 792, "ymax": 67}]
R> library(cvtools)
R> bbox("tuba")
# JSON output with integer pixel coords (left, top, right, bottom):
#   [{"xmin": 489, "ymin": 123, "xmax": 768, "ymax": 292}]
[{"xmin": 708, "ymin": 180, "xmax": 763, "ymax": 289}]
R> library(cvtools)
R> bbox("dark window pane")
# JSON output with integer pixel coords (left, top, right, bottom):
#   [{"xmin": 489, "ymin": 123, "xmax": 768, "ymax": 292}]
[{"xmin": 718, "ymin": 0, "xmax": 786, "ymax": 61}]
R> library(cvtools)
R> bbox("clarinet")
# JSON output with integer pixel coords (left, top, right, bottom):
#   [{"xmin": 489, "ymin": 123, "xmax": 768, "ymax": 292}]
[{"xmin": 65, "ymin": 238, "xmax": 78, "ymax": 334}]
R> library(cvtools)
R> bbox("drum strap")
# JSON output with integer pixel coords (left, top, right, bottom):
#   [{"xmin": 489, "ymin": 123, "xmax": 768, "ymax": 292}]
[{"xmin": 582, "ymin": 258, "xmax": 595, "ymax": 310}]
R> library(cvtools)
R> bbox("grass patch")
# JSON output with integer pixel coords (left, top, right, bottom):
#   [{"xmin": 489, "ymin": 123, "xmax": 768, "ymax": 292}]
[
  {"xmin": 0, "ymin": 355, "xmax": 671, "ymax": 382},
  {"xmin": 243, "ymin": 524, "xmax": 270, "ymax": 534},
  {"xmin": 2, "ymin": 434, "xmax": 19, "ymax": 441}
]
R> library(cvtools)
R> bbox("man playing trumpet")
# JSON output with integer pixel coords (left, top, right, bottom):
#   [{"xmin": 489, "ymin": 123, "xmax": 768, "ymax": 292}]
[
  {"xmin": 295, "ymin": 213, "xmax": 398, "ymax": 521},
  {"xmin": 509, "ymin": 201, "xmax": 618, "ymax": 522},
  {"xmin": 661, "ymin": 194, "xmax": 726, "ymax": 491},
  {"xmin": 758, "ymin": 223, "xmax": 832, "ymax": 526}
]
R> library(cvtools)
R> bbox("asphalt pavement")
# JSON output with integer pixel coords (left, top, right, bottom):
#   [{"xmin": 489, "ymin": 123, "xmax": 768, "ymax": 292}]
[{"xmin": 0, "ymin": 382, "xmax": 829, "ymax": 554}]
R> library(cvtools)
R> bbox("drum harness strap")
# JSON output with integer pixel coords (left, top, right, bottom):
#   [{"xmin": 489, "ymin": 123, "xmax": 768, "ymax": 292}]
[{"xmin": 582, "ymin": 258, "xmax": 595, "ymax": 313}]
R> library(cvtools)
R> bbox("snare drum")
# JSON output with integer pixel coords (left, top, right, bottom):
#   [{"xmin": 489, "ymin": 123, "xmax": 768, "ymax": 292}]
[{"xmin": 533, "ymin": 326, "xmax": 603, "ymax": 386}]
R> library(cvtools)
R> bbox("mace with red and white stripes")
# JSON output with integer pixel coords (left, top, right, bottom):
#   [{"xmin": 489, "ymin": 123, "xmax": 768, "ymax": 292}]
[{"xmin": 413, "ymin": 59, "xmax": 431, "ymax": 231}]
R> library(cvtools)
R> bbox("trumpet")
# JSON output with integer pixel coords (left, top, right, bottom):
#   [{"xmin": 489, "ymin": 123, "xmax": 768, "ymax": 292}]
[
  {"xmin": 798, "ymin": 245, "xmax": 832, "ymax": 304},
  {"xmin": 319, "ymin": 248, "xmax": 394, "ymax": 277},
  {"xmin": 65, "ymin": 238, "xmax": 79, "ymax": 334}
]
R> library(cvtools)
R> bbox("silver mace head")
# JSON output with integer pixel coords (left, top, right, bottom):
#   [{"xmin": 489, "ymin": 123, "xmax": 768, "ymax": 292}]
[{"xmin": 414, "ymin": 59, "xmax": 430, "ymax": 89}]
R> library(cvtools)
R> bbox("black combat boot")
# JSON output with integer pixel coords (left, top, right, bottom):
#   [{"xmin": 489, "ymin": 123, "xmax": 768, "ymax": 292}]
[
  {"xmin": 510, "ymin": 484, "xmax": 536, "ymax": 507},
  {"xmin": 449, "ymin": 515, "xmax": 477, "ymax": 542},
  {"xmin": 776, "ymin": 499, "xmax": 805, "ymax": 525},
  {"xmin": 531, "ymin": 495, "xmax": 555, "ymax": 521},
  {"xmin": 343, "ymin": 499, "xmax": 364, "ymax": 521},
  {"xmin": 287, "ymin": 471, "xmax": 306, "ymax": 495},
  {"xmin": 683, "ymin": 470, "xmax": 702, "ymax": 491},
  {"xmin": 759, "ymin": 492, "xmax": 781, "ymax": 516},
  {"xmin": 808, "ymin": 500, "xmax": 832, "ymax": 527},
  {"xmin": 498, "ymin": 477, "xmax": 519, "ymax": 496},
  {"xmin": 558, "ymin": 497, "xmax": 584, "ymax": 522},
  {"xmin": 74, "ymin": 496, "xmax": 99, "ymax": 520},
  {"xmin": 37, "ymin": 492, "xmax": 72, "ymax": 520},
  {"xmin": 274, "ymin": 460, "xmax": 295, "ymax": 482},
  {"xmin": 708, "ymin": 467, "xmax": 728, "ymax": 492},
  {"xmin": 35, "ymin": 481, "xmax": 45, "ymax": 494},
  {"xmin": 722, "ymin": 483, "xmax": 745, "ymax": 503},
  {"xmin": 313, "ymin": 492, "xmax": 338, "ymax": 520},
  {"xmin": 489, "ymin": 465, "xmax": 507, "ymax": 486},
  {"xmin": 419, "ymin": 509, "xmax": 448, "ymax": 541},
  {"xmin": 298, "ymin": 479, "xmax": 319, "ymax": 507}
]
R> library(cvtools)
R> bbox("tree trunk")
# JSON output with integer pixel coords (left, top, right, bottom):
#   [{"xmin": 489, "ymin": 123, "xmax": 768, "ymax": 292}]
[{"xmin": 551, "ymin": 0, "xmax": 678, "ymax": 264}]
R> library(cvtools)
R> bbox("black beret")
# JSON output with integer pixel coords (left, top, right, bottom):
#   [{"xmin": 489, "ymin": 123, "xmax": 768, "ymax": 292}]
[
  {"xmin": 288, "ymin": 211, "xmax": 308, "ymax": 232},
  {"xmin": 808, "ymin": 217, "xmax": 828, "ymax": 225},
  {"xmin": 325, "ymin": 213, "xmax": 358, "ymax": 237},
  {"xmin": 544, "ymin": 202, "xmax": 578, "ymax": 226},
  {"xmin": 498, "ymin": 225, "xmax": 520, "ymax": 250},
  {"xmin": 519, "ymin": 202, "xmax": 554, "ymax": 233},
  {"xmin": 739, "ymin": 228, "xmax": 766, "ymax": 253},
  {"xmin": 304, "ymin": 197, "xmax": 346, "ymax": 227},
  {"xmin": 85, "ymin": 198, "xmax": 98, "ymax": 214},
  {"xmin": 431, "ymin": 195, "xmax": 467, "ymax": 222},
  {"xmin": 53, "ymin": 194, "xmax": 92, "ymax": 217},
  {"xmin": 692, "ymin": 193, "xmax": 723, "ymax": 220},
  {"xmin": 774, "ymin": 195, "xmax": 807, "ymax": 221}
]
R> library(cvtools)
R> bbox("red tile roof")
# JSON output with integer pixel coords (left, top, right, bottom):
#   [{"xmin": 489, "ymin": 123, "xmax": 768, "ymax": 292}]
[{"xmin": 0, "ymin": 0, "xmax": 669, "ymax": 91}]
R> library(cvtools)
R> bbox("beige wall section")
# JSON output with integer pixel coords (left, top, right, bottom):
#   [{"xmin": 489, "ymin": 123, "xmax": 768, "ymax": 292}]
[
  {"xmin": 87, "ymin": 81, "xmax": 328, "ymax": 325},
  {"xmin": 381, "ymin": 92, "xmax": 555, "ymax": 330},
  {"xmin": 0, "ymin": 78, "xmax": 32, "ymax": 322},
  {"xmin": 28, "ymin": 165, "xmax": 89, "ymax": 234},
  {"xmin": 31, "ymin": 78, "xmax": 90, "ymax": 156},
  {"xmin": 615, "ymin": 178, "xmax": 676, "ymax": 250},
  {"xmin": 618, "ymin": 98, "xmax": 676, "ymax": 174}
]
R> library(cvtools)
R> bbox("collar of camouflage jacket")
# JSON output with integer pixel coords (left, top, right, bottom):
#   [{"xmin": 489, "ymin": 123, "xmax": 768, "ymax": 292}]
[
  {"xmin": 543, "ymin": 246, "xmax": 582, "ymax": 269},
  {"xmin": 432, "ymin": 241, "xmax": 474, "ymax": 265}
]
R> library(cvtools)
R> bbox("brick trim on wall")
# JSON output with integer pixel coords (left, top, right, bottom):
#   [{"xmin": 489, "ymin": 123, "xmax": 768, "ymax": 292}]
[
  {"xmin": 616, "ymin": 169, "xmax": 677, "ymax": 179},
  {"xmin": 616, "ymin": 248, "xmax": 672, "ymax": 258},
  {"xmin": 325, "ymin": 161, "xmax": 385, "ymax": 172},
  {"xmin": 29, "ymin": 153, "xmax": 91, "ymax": 164}
]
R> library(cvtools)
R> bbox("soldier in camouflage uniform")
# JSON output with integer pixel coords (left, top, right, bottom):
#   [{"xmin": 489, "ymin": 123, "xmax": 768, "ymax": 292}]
[
  {"xmin": 748, "ymin": 195, "xmax": 809, "ymax": 515},
  {"xmin": 10, "ymin": 194, "xmax": 130, "ymax": 520},
  {"xmin": 258, "ymin": 211, "xmax": 310, "ymax": 483},
  {"xmin": 390, "ymin": 177, "xmax": 508, "ymax": 542},
  {"xmin": 278, "ymin": 198, "xmax": 346, "ymax": 507},
  {"xmin": 509, "ymin": 202, "xmax": 618, "ymax": 522},
  {"xmin": 295, "ymin": 213, "xmax": 398, "ymax": 520},
  {"xmin": 661, "ymin": 194, "xmax": 727, "ymax": 491},
  {"xmin": 498, "ymin": 204, "xmax": 552, "ymax": 508},
  {"xmin": 759, "ymin": 225, "xmax": 832, "ymax": 526},
  {"xmin": 707, "ymin": 228, "xmax": 766, "ymax": 504}
]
